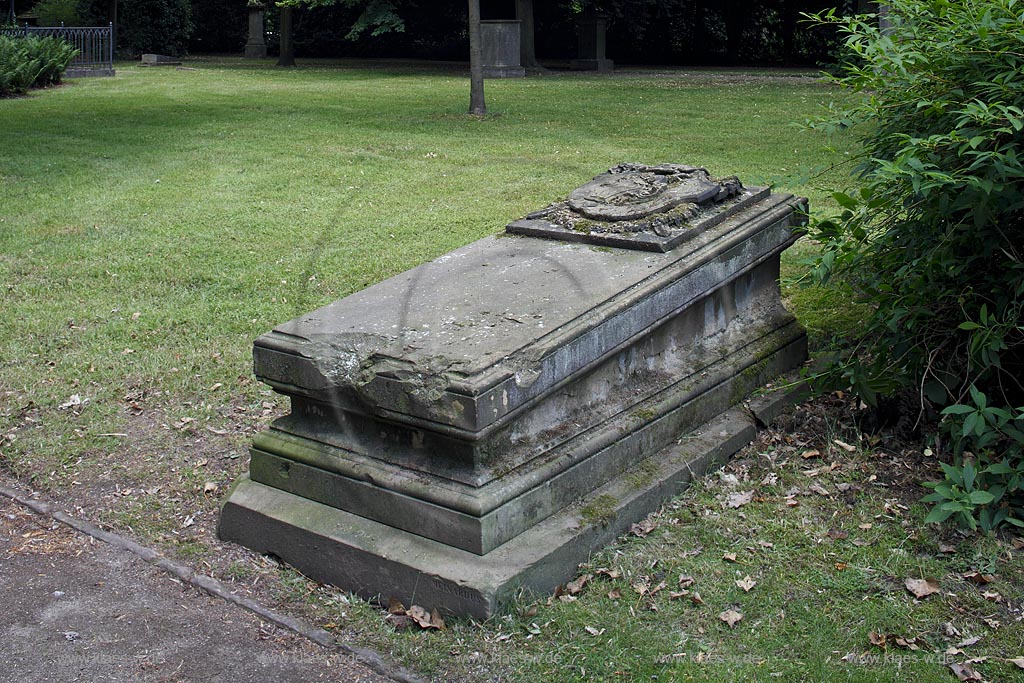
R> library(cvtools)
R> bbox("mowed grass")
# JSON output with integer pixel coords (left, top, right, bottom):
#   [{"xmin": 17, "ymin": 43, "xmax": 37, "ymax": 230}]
[{"xmin": 7, "ymin": 61, "xmax": 1019, "ymax": 683}]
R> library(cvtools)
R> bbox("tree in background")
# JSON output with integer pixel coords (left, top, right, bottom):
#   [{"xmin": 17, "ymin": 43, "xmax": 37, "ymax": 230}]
[{"xmin": 467, "ymin": 0, "xmax": 484, "ymax": 114}]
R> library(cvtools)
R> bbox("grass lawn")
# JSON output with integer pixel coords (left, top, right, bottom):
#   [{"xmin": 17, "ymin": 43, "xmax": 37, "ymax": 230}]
[{"xmin": 2, "ymin": 59, "xmax": 1021, "ymax": 682}]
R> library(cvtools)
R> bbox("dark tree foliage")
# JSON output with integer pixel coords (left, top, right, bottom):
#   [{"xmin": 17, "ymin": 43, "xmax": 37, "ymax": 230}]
[
  {"xmin": 190, "ymin": 0, "xmax": 247, "ymax": 53},
  {"xmin": 89, "ymin": 0, "xmax": 193, "ymax": 57},
  {"xmin": 183, "ymin": 0, "xmax": 849, "ymax": 67}
]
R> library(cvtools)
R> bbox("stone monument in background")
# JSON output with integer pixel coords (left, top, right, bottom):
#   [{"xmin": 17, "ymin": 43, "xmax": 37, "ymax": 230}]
[
  {"xmin": 481, "ymin": 19, "xmax": 526, "ymax": 78},
  {"xmin": 244, "ymin": 1, "xmax": 267, "ymax": 59},
  {"xmin": 219, "ymin": 163, "xmax": 808, "ymax": 617}
]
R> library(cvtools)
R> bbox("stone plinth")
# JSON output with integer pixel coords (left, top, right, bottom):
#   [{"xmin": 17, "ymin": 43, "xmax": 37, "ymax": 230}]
[
  {"xmin": 219, "ymin": 163, "xmax": 808, "ymax": 618},
  {"xmin": 245, "ymin": 6, "xmax": 267, "ymax": 59},
  {"xmin": 140, "ymin": 54, "xmax": 181, "ymax": 66},
  {"xmin": 571, "ymin": 16, "xmax": 613, "ymax": 72},
  {"xmin": 481, "ymin": 20, "xmax": 526, "ymax": 78}
]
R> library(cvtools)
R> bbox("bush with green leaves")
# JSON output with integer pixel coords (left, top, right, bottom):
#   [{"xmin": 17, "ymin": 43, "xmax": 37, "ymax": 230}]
[
  {"xmin": 806, "ymin": 0, "xmax": 1024, "ymax": 529},
  {"xmin": 0, "ymin": 34, "xmax": 78, "ymax": 96}
]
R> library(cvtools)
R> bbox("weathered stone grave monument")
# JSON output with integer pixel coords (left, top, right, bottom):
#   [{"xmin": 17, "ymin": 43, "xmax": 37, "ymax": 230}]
[
  {"xmin": 219, "ymin": 163, "xmax": 807, "ymax": 618},
  {"xmin": 481, "ymin": 20, "xmax": 526, "ymax": 78}
]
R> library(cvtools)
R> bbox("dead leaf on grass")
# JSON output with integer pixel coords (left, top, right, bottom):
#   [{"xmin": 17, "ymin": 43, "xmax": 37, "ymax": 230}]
[
  {"xmin": 948, "ymin": 662, "xmax": 983, "ymax": 681},
  {"xmin": 736, "ymin": 575, "xmax": 756, "ymax": 592},
  {"xmin": 868, "ymin": 632, "xmax": 886, "ymax": 648},
  {"xmin": 833, "ymin": 439, "xmax": 857, "ymax": 452},
  {"xmin": 722, "ymin": 552, "xmax": 738, "ymax": 563},
  {"xmin": 962, "ymin": 571, "xmax": 995, "ymax": 585},
  {"xmin": 631, "ymin": 518, "xmax": 657, "ymax": 538},
  {"xmin": 607, "ymin": 588, "xmax": 621, "ymax": 600},
  {"xmin": 957, "ymin": 635, "xmax": 982, "ymax": 648},
  {"xmin": 801, "ymin": 449, "xmax": 821, "ymax": 460},
  {"xmin": 981, "ymin": 590, "xmax": 1002, "ymax": 603},
  {"xmin": 566, "ymin": 574, "xmax": 592, "ymax": 595},
  {"xmin": 689, "ymin": 591, "xmax": 704, "ymax": 605},
  {"xmin": 827, "ymin": 528, "xmax": 849, "ymax": 540},
  {"xmin": 719, "ymin": 609, "xmax": 743, "ymax": 628},
  {"xmin": 678, "ymin": 574, "xmax": 695, "ymax": 588},
  {"xmin": 584, "ymin": 626, "xmax": 605, "ymax": 637},
  {"xmin": 407, "ymin": 605, "xmax": 445, "ymax": 630},
  {"xmin": 905, "ymin": 577, "xmax": 940, "ymax": 599},
  {"xmin": 809, "ymin": 483, "xmax": 832, "ymax": 497},
  {"xmin": 726, "ymin": 491, "xmax": 754, "ymax": 509},
  {"xmin": 1007, "ymin": 657, "xmax": 1024, "ymax": 669},
  {"xmin": 939, "ymin": 543, "xmax": 958, "ymax": 554},
  {"xmin": 595, "ymin": 567, "xmax": 621, "ymax": 579}
]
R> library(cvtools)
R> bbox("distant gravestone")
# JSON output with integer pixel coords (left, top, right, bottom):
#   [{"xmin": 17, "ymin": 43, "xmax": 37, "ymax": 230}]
[
  {"xmin": 481, "ymin": 20, "xmax": 526, "ymax": 78},
  {"xmin": 140, "ymin": 54, "xmax": 181, "ymax": 66},
  {"xmin": 219, "ymin": 163, "xmax": 808, "ymax": 618},
  {"xmin": 244, "ymin": 3, "xmax": 267, "ymax": 59},
  {"xmin": 572, "ymin": 15, "xmax": 613, "ymax": 72}
]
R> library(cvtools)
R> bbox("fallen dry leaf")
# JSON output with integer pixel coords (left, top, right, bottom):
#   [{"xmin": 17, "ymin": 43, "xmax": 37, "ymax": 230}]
[
  {"xmin": 689, "ymin": 591, "xmax": 705, "ymax": 605},
  {"xmin": 584, "ymin": 626, "xmax": 605, "ymax": 636},
  {"xmin": 963, "ymin": 571, "xmax": 994, "ymax": 585},
  {"xmin": 809, "ymin": 483, "xmax": 832, "ymax": 497},
  {"xmin": 595, "ymin": 567, "xmax": 621, "ymax": 579},
  {"xmin": 827, "ymin": 528, "xmax": 849, "ymax": 540},
  {"xmin": 939, "ymin": 543, "xmax": 958, "ymax": 554},
  {"xmin": 719, "ymin": 609, "xmax": 743, "ymax": 628},
  {"xmin": 801, "ymin": 449, "xmax": 821, "ymax": 459},
  {"xmin": 736, "ymin": 575, "xmax": 756, "ymax": 592},
  {"xmin": 948, "ymin": 662, "xmax": 982, "ymax": 681},
  {"xmin": 726, "ymin": 491, "xmax": 754, "ymax": 509},
  {"xmin": 905, "ymin": 577, "xmax": 940, "ymax": 599},
  {"xmin": 566, "ymin": 574, "xmax": 592, "ymax": 595},
  {"xmin": 607, "ymin": 588, "xmax": 621, "ymax": 600},
  {"xmin": 1007, "ymin": 657, "xmax": 1024, "ymax": 669},
  {"xmin": 981, "ymin": 590, "xmax": 1002, "ymax": 603},
  {"xmin": 833, "ymin": 439, "xmax": 857, "ymax": 452},
  {"xmin": 631, "ymin": 518, "xmax": 657, "ymax": 538},
  {"xmin": 678, "ymin": 574, "xmax": 695, "ymax": 588},
  {"xmin": 407, "ymin": 605, "xmax": 445, "ymax": 630},
  {"xmin": 722, "ymin": 552, "xmax": 738, "ymax": 563},
  {"xmin": 957, "ymin": 635, "xmax": 982, "ymax": 648},
  {"xmin": 869, "ymin": 632, "xmax": 886, "ymax": 648},
  {"xmin": 387, "ymin": 597, "xmax": 406, "ymax": 615}
]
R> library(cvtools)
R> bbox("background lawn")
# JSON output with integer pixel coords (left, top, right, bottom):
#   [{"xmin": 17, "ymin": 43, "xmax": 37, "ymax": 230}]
[{"xmin": 3, "ymin": 61, "xmax": 1019, "ymax": 682}]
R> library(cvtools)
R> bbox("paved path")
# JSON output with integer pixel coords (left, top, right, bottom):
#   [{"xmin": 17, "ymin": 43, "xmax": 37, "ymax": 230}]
[{"xmin": 0, "ymin": 497, "xmax": 393, "ymax": 682}]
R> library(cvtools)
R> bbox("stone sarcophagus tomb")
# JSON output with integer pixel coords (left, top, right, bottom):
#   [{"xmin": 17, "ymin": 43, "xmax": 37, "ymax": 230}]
[{"xmin": 218, "ymin": 164, "xmax": 808, "ymax": 618}]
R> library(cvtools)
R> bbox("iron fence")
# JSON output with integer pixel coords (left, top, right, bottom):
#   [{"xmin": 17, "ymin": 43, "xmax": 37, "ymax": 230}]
[{"xmin": 0, "ymin": 24, "xmax": 114, "ymax": 70}]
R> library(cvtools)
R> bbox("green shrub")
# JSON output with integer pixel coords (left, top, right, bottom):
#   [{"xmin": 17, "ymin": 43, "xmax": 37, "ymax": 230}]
[
  {"xmin": 805, "ymin": 0, "xmax": 1024, "ymax": 529},
  {"xmin": 0, "ymin": 34, "xmax": 78, "ymax": 96}
]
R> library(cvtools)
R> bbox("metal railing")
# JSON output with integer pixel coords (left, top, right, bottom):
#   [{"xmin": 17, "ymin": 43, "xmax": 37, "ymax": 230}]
[{"xmin": 0, "ymin": 23, "xmax": 114, "ymax": 70}]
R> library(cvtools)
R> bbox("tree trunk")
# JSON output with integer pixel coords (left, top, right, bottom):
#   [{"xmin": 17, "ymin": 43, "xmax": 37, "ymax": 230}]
[
  {"xmin": 515, "ymin": 0, "xmax": 538, "ymax": 69},
  {"xmin": 277, "ymin": 6, "xmax": 295, "ymax": 66},
  {"xmin": 468, "ymin": 0, "xmax": 486, "ymax": 115}
]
